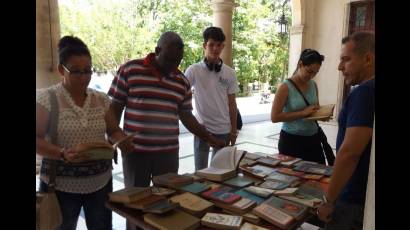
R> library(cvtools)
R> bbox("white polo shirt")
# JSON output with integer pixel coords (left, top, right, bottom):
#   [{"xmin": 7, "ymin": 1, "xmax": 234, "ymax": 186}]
[{"xmin": 185, "ymin": 61, "xmax": 239, "ymax": 134}]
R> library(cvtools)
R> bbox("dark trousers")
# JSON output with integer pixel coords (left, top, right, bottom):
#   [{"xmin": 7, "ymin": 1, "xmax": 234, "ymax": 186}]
[
  {"xmin": 278, "ymin": 130, "xmax": 326, "ymax": 164},
  {"xmin": 194, "ymin": 133, "xmax": 230, "ymax": 171},
  {"xmin": 39, "ymin": 178, "xmax": 113, "ymax": 230},
  {"xmin": 122, "ymin": 152, "xmax": 179, "ymax": 230},
  {"xmin": 325, "ymin": 200, "xmax": 364, "ymax": 230}
]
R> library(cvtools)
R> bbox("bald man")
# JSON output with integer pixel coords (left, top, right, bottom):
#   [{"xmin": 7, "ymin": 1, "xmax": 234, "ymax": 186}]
[{"xmin": 108, "ymin": 31, "xmax": 225, "ymax": 187}]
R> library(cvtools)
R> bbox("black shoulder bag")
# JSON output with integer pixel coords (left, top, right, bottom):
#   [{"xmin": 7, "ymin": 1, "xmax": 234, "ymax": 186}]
[{"xmin": 287, "ymin": 79, "xmax": 335, "ymax": 166}]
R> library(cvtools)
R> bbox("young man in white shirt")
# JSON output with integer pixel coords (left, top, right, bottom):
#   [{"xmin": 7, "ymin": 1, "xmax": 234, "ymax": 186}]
[{"xmin": 185, "ymin": 27, "xmax": 239, "ymax": 170}]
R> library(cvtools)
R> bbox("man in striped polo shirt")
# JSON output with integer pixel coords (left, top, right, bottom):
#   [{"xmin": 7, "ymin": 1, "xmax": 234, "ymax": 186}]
[{"xmin": 108, "ymin": 32, "xmax": 225, "ymax": 190}]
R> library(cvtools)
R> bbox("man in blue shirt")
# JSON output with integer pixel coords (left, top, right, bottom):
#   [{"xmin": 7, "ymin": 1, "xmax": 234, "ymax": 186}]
[{"xmin": 317, "ymin": 31, "xmax": 375, "ymax": 230}]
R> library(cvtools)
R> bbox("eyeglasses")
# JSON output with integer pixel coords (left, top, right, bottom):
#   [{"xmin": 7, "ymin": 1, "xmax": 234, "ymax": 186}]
[{"xmin": 62, "ymin": 64, "xmax": 93, "ymax": 77}]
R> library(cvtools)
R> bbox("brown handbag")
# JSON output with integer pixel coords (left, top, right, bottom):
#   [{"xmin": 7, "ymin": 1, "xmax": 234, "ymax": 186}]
[{"xmin": 36, "ymin": 90, "xmax": 63, "ymax": 230}]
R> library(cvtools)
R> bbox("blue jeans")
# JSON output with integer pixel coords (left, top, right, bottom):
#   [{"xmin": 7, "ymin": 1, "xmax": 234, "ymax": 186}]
[
  {"xmin": 39, "ymin": 178, "xmax": 113, "ymax": 230},
  {"xmin": 194, "ymin": 133, "xmax": 230, "ymax": 171},
  {"xmin": 324, "ymin": 200, "xmax": 364, "ymax": 230}
]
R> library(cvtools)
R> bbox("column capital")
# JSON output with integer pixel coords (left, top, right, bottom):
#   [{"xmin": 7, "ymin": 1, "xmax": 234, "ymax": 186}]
[
  {"xmin": 210, "ymin": 0, "xmax": 238, "ymax": 13},
  {"xmin": 290, "ymin": 25, "xmax": 305, "ymax": 35}
]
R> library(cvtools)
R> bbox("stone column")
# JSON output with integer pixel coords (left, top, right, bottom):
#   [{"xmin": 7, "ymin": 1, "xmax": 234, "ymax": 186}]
[
  {"xmin": 288, "ymin": 25, "xmax": 304, "ymax": 78},
  {"xmin": 210, "ymin": 0, "xmax": 237, "ymax": 68},
  {"xmin": 36, "ymin": 0, "xmax": 61, "ymax": 89}
]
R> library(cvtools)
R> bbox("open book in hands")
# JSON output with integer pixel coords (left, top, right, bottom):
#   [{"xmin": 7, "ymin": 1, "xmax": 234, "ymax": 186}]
[
  {"xmin": 304, "ymin": 104, "xmax": 335, "ymax": 121},
  {"xmin": 73, "ymin": 132, "xmax": 137, "ymax": 162}
]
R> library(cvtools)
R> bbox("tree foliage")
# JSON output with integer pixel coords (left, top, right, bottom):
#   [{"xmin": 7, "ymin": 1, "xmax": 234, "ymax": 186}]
[{"xmin": 59, "ymin": 0, "xmax": 290, "ymax": 93}]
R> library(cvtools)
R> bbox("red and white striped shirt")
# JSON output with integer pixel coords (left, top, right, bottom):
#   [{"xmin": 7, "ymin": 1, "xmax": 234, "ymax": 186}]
[{"xmin": 108, "ymin": 53, "xmax": 192, "ymax": 154}]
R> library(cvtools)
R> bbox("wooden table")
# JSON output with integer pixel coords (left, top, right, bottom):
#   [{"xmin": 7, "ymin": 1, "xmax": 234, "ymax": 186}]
[{"xmin": 106, "ymin": 201, "xmax": 313, "ymax": 230}]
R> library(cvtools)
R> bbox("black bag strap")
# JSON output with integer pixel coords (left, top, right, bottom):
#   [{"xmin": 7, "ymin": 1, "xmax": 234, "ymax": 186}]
[
  {"xmin": 287, "ymin": 78, "xmax": 320, "ymax": 128},
  {"xmin": 48, "ymin": 89, "xmax": 59, "ymax": 191},
  {"xmin": 287, "ymin": 78, "xmax": 335, "ymax": 165}
]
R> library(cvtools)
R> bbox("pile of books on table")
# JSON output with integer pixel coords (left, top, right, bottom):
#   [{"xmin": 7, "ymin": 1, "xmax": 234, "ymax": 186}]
[{"xmin": 108, "ymin": 146, "xmax": 333, "ymax": 230}]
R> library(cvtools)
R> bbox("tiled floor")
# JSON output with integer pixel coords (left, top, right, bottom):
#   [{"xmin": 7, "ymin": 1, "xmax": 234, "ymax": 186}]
[{"xmin": 36, "ymin": 94, "xmax": 338, "ymax": 230}]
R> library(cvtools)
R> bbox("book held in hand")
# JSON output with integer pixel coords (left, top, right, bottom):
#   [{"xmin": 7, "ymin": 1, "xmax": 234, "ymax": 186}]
[
  {"xmin": 74, "ymin": 132, "xmax": 137, "ymax": 161},
  {"xmin": 304, "ymin": 104, "xmax": 335, "ymax": 121},
  {"xmin": 201, "ymin": 212, "xmax": 243, "ymax": 230},
  {"xmin": 196, "ymin": 147, "xmax": 246, "ymax": 182}
]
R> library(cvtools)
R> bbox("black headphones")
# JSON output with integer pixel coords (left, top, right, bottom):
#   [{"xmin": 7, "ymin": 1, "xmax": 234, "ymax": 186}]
[{"xmin": 204, "ymin": 58, "xmax": 223, "ymax": 72}]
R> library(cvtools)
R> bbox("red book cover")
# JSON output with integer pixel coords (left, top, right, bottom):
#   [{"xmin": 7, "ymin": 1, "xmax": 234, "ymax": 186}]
[{"xmin": 201, "ymin": 187, "xmax": 241, "ymax": 204}]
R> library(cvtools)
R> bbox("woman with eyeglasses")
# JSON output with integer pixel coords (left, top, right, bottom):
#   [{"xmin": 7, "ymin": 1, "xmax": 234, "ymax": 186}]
[
  {"xmin": 36, "ymin": 36, "xmax": 133, "ymax": 230},
  {"xmin": 271, "ymin": 49, "xmax": 327, "ymax": 164}
]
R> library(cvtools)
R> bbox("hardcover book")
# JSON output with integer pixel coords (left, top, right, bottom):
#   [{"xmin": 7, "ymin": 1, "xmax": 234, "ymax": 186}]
[
  {"xmin": 240, "ymin": 222, "xmax": 270, "ymax": 230},
  {"xmin": 152, "ymin": 173, "xmax": 194, "ymax": 189},
  {"xmin": 277, "ymin": 168, "xmax": 305, "ymax": 177},
  {"xmin": 143, "ymin": 209, "xmax": 200, "ymax": 230},
  {"xmin": 243, "ymin": 186, "xmax": 274, "ymax": 198},
  {"xmin": 234, "ymin": 189, "xmax": 266, "ymax": 205},
  {"xmin": 304, "ymin": 104, "xmax": 335, "ymax": 121},
  {"xmin": 170, "ymin": 192, "xmax": 214, "ymax": 217},
  {"xmin": 74, "ymin": 132, "xmax": 137, "ymax": 161},
  {"xmin": 150, "ymin": 187, "xmax": 176, "ymax": 196},
  {"xmin": 268, "ymin": 154, "xmax": 302, "ymax": 167},
  {"xmin": 124, "ymin": 194, "xmax": 166, "ymax": 210},
  {"xmin": 263, "ymin": 196, "xmax": 308, "ymax": 221},
  {"xmin": 244, "ymin": 152, "xmax": 267, "ymax": 160},
  {"xmin": 265, "ymin": 171, "xmax": 300, "ymax": 185},
  {"xmin": 142, "ymin": 199, "xmax": 179, "ymax": 214},
  {"xmin": 201, "ymin": 213, "xmax": 243, "ymax": 230},
  {"xmin": 273, "ymin": 187, "xmax": 298, "ymax": 196},
  {"xmin": 241, "ymin": 164, "xmax": 277, "ymax": 179},
  {"xmin": 180, "ymin": 182, "xmax": 211, "ymax": 194},
  {"xmin": 293, "ymin": 163, "xmax": 333, "ymax": 176},
  {"xmin": 239, "ymin": 158, "xmax": 257, "ymax": 167},
  {"xmin": 259, "ymin": 180, "xmax": 290, "ymax": 190},
  {"xmin": 223, "ymin": 176, "xmax": 255, "ymax": 188},
  {"xmin": 196, "ymin": 147, "xmax": 246, "ymax": 182},
  {"xmin": 255, "ymin": 157, "xmax": 281, "ymax": 167},
  {"xmin": 214, "ymin": 198, "xmax": 257, "ymax": 215},
  {"xmin": 108, "ymin": 187, "xmax": 151, "ymax": 204},
  {"xmin": 252, "ymin": 201, "xmax": 294, "ymax": 229},
  {"xmin": 223, "ymin": 210, "xmax": 262, "ymax": 225},
  {"xmin": 201, "ymin": 187, "xmax": 242, "ymax": 204}
]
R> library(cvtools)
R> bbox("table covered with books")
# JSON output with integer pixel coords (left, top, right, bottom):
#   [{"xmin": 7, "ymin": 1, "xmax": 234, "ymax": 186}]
[{"xmin": 106, "ymin": 147, "xmax": 333, "ymax": 230}]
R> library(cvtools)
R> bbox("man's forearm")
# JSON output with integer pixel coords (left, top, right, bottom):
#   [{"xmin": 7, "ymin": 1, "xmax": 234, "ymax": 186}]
[
  {"xmin": 326, "ymin": 148, "xmax": 361, "ymax": 203},
  {"xmin": 228, "ymin": 95, "xmax": 237, "ymax": 134},
  {"xmin": 179, "ymin": 110, "xmax": 211, "ymax": 141}
]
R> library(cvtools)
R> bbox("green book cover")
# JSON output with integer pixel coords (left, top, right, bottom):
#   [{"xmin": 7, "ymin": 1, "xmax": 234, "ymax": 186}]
[
  {"xmin": 181, "ymin": 182, "xmax": 211, "ymax": 194},
  {"xmin": 234, "ymin": 189, "xmax": 266, "ymax": 205},
  {"xmin": 223, "ymin": 176, "xmax": 254, "ymax": 188}
]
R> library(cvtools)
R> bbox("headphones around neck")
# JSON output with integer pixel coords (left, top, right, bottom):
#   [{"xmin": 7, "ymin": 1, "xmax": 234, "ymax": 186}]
[{"xmin": 204, "ymin": 58, "xmax": 223, "ymax": 72}]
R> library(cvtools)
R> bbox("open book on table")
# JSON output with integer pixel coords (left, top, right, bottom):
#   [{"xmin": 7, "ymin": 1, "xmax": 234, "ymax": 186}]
[
  {"xmin": 74, "ymin": 131, "xmax": 137, "ymax": 161},
  {"xmin": 304, "ymin": 104, "xmax": 335, "ymax": 121},
  {"xmin": 195, "ymin": 146, "xmax": 246, "ymax": 182}
]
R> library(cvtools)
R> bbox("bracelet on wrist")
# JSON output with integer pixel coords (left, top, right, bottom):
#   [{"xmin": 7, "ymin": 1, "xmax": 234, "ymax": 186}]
[{"xmin": 59, "ymin": 148, "xmax": 68, "ymax": 162}]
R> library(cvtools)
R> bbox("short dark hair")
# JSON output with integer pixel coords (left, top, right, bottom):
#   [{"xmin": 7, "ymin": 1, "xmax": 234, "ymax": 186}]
[
  {"xmin": 58, "ymin": 36, "xmax": 91, "ymax": 65},
  {"xmin": 157, "ymin": 31, "xmax": 184, "ymax": 50},
  {"xmin": 299, "ymin": 49, "xmax": 325, "ymax": 65},
  {"xmin": 203, "ymin": 27, "xmax": 225, "ymax": 43},
  {"xmin": 342, "ymin": 31, "xmax": 375, "ymax": 55}
]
